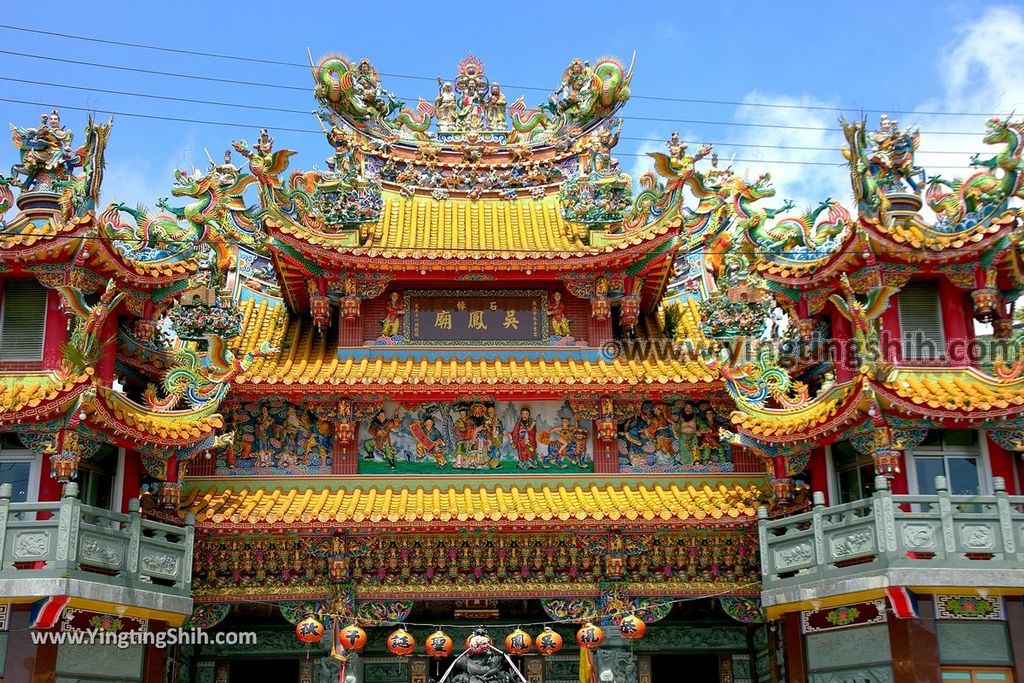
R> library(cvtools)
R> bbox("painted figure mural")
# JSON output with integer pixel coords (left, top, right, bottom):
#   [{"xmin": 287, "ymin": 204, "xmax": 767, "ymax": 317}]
[
  {"xmin": 617, "ymin": 400, "xmax": 733, "ymax": 473},
  {"xmin": 217, "ymin": 402, "xmax": 334, "ymax": 475},
  {"xmin": 359, "ymin": 401, "xmax": 593, "ymax": 474}
]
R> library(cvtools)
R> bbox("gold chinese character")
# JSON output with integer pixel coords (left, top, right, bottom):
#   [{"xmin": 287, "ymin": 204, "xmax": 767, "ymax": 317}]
[
  {"xmin": 489, "ymin": 301, "xmax": 497, "ymax": 311},
  {"xmin": 457, "ymin": 300, "xmax": 467, "ymax": 311},
  {"xmin": 435, "ymin": 310, "xmax": 452, "ymax": 330},
  {"xmin": 468, "ymin": 310, "xmax": 487, "ymax": 330},
  {"xmin": 503, "ymin": 310, "xmax": 519, "ymax": 329}
]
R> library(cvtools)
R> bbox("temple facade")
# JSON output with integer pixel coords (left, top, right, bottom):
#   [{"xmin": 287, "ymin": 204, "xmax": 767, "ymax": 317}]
[{"xmin": 0, "ymin": 52, "xmax": 1021, "ymax": 683}]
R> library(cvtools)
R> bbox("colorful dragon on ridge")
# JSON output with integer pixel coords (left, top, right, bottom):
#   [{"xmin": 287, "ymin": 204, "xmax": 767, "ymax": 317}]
[{"xmin": 926, "ymin": 117, "xmax": 1024, "ymax": 226}]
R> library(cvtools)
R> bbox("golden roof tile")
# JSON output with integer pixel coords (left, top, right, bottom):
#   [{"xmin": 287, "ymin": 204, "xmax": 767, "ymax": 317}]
[
  {"xmin": 181, "ymin": 480, "xmax": 768, "ymax": 529},
  {"xmin": 228, "ymin": 295, "xmax": 719, "ymax": 390}
]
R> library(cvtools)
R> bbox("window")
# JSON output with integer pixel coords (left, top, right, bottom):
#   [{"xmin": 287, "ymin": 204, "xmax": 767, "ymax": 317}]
[
  {"xmin": 941, "ymin": 667, "xmax": 1014, "ymax": 681},
  {"xmin": 910, "ymin": 430, "xmax": 983, "ymax": 496},
  {"xmin": 898, "ymin": 281, "xmax": 945, "ymax": 360},
  {"xmin": 77, "ymin": 444, "xmax": 118, "ymax": 510},
  {"xmin": 0, "ymin": 279, "xmax": 48, "ymax": 361},
  {"xmin": 0, "ymin": 434, "xmax": 41, "ymax": 520},
  {"xmin": 831, "ymin": 440, "xmax": 877, "ymax": 503}
]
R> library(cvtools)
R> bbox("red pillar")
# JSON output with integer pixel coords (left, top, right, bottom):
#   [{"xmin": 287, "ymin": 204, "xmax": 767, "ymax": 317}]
[
  {"xmin": 986, "ymin": 434, "xmax": 1019, "ymax": 494},
  {"xmin": 95, "ymin": 312, "xmax": 119, "ymax": 386},
  {"xmin": 333, "ymin": 429, "xmax": 358, "ymax": 474},
  {"xmin": 42, "ymin": 288, "xmax": 67, "ymax": 369},
  {"xmin": 880, "ymin": 300, "xmax": 902, "ymax": 362},
  {"xmin": 829, "ymin": 310, "xmax": 856, "ymax": 382},
  {"xmin": 888, "ymin": 595, "xmax": 941, "ymax": 683},
  {"xmin": 781, "ymin": 613, "xmax": 807, "ymax": 683},
  {"xmin": 808, "ymin": 448, "xmax": 828, "ymax": 505},
  {"xmin": 1006, "ymin": 597, "xmax": 1024, "ymax": 683},
  {"xmin": 938, "ymin": 277, "xmax": 970, "ymax": 364},
  {"xmin": 142, "ymin": 632, "xmax": 168, "ymax": 683},
  {"xmin": 890, "ymin": 451, "xmax": 910, "ymax": 495},
  {"xmin": 120, "ymin": 450, "xmax": 142, "ymax": 512}
]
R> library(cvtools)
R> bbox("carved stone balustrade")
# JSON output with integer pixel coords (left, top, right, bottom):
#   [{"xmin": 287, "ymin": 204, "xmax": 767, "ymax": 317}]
[
  {"xmin": 758, "ymin": 476, "xmax": 1024, "ymax": 616},
  {"xmin": 0, "ymin": 482, "xmax": 194, "ymax": 624}
]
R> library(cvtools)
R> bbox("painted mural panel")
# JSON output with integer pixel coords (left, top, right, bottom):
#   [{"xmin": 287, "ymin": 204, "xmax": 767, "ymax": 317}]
[
  {"xmin": 617, "ymin": 400, "xmax": 733, "ymax": 474},
  {"xmin": 216, "ymin": 401, "xmax": 334, "ymax": 476},
  {"xmin": 358, "ymin": 401, "xmax": 593, "ymax": 474}
]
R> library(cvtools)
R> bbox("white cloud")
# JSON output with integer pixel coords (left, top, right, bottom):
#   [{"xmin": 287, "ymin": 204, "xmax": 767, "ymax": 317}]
[
  {"xmin": 721, "ymin": 6, "xmax": 1024, "ymax": 215},
  {"xmin": 101, "ymin": 134, "xmax": 200, "ymax": 210},
  {"xmin": 730, "ymin": 93, "xmax": 847, "ymax": 210}
]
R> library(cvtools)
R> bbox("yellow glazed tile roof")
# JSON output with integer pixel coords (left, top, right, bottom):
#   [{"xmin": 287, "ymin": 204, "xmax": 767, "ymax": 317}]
[
  {"xmin": 270, "ymin": 191, "xmax": 675, "ymax": 260},
  {"xmin": 882, "ymin": 367, "xmax": 1024, "ymax": 411},
  {"xmin": 182, "ymin": 481, "xmax": 767, "ymax": 528},
  {"xmin": 730, "ymin": 380, "xmax": 861, "ymax": 438},
  {"xmin": 0, "ymin": 371, "xmax": 91, "ymax": 415},
  {"xmin": 87, "ymin": 387, "xmax": 224, "ymax": 442},
  {"xmin": 229, "ymin": 297, "xmax": 719, "ymax": 388}
]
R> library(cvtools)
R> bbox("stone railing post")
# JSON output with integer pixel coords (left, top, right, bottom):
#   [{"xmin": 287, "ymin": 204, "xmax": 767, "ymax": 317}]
[
  {"xmin": 992, "ymin": 477, "xmax": 1016, "ymax": 558},
  {"xmin": 872, "ymin": 476, "xmax": 897, "ymax": 557},
  {"xmin": 183, "ymin": 512, "xmax": 196, "ymax": 588},
  {"xmin": 935, "ymin": 475, "xmax": 956, "ymax": 555},
  {"xmin": 0, "ymin": 482, "xmax": 11, "ymax": 565},
  {"xmin": 126, "ymin": 498, "xmax": 141, "ymax": 578},
  {"xmin": 811, "ymin": 491, "xmax": 826, "ymax": 567},
  {"xmin": 55, "ymin": 481, "xmax": 81, "ymax": 570},
  {"xmin": 756, "ymin": 506, "xmax": 770, "ymax": 579}
]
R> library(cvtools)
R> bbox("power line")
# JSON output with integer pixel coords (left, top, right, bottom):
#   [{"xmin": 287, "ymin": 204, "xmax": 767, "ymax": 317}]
[
  {"xmin": 0, "ymin": 49, "xmax": 993, "ymax": 136},
  {"xmin": 0, "ymin": 96, "xmax": 986, "ymax": 170},
  {"xmin": 0, "ymin": 76, "xmax": 987, "ymax": 157},
  {"xmin": 0, "ymin": 23, "xmax": 1013, "ymax": 118}
]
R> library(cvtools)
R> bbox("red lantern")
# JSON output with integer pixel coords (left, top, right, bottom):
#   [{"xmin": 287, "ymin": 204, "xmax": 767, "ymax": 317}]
[
  {"xmin": 296, "ymin": 616, "xmax": 325, "ymax": 644},
  {"xmin": 337, "ymin": 624, "xmax": 367, "ymax": 651},
  {"xmin": 618, "ymin": 615, "xmax": 646, "ymax": 639},
  {"xmin": 504, "ymin": 627, "xmax": 532, "ymax": 654},
  {"xmin": 535, "ymin": 626, "xmax": 563, "ymax": 655},
  {"xmin": 387, "ymin": 627, "xmax": 415, "ymax": 656},
  {"xmin": 425, "ymin": 630, "xmax": 453, "ymax": 658},
  {"xmin": 576, "ymin": 622, "xmax": 604, "ymax": 649},
  {"xmin": 591, "ymin": 295, "xmax": 610, "ymax": 321},
  {"xmin": 620, "ymin": 295, "xmax": 640, "ymax": 329}
]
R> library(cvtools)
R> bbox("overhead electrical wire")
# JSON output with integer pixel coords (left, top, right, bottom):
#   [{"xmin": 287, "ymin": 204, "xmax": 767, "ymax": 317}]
[
  {"xmin": 0, "ymin": 96, "xmax": 988, "ymax": 170},
  {"xmin": 0, "ymin": 76, "xmax": 986, "ymax": 157},
  {"xmin": 0, "ymin": 49, "xmax": 1001, "ymax": 137},
  {"xmin": 0, "ymin": 22, "xmax": 1014, "ymax": 118}
]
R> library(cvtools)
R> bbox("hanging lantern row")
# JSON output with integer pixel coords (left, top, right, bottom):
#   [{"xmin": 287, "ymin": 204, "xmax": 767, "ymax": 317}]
[{"xmin": 296, "ymin": 618, "xmax": 646, "ymax": 654}]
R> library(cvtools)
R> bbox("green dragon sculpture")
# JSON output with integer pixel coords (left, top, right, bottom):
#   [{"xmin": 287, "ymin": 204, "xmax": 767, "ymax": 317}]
[
  {"xmin": 926, "ymin": 117, "xmax": 1024, "ymax": 226},
  {"xmin": 745, "ymin": 198, "xmax": 851, "ymax": 253},
  {"xmin": 312, "ymin": 55, "xmax": 432, "ymax": 136}
]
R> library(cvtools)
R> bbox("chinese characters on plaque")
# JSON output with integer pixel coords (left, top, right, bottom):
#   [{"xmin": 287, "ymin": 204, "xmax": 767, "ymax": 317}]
[{"xmin": 407, "ymin": 290, "xmax": 545, "ymax": 344}]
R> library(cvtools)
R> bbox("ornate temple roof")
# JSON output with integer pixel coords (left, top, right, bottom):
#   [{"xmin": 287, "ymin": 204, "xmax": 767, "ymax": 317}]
[
  {"xmin": 181, "ymin": 478, "xmax": 768, "ymax": 531},
  {"xmin": 227, "ymin": 292, "xmax": 719, "ymax": 395},
  {"xmin": 267, "ymin": 190, "xmax": 676, "ymax": 264}
]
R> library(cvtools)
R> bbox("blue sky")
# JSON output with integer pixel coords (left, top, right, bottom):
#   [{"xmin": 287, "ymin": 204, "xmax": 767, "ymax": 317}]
[{"xmin": 3, "ymin": 1, "xmax": 1024, "ymax": 208}]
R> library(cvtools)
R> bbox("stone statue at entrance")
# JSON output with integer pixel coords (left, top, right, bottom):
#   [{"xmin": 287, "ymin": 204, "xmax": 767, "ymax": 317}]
[{"xmin": 434, "ymin": 628, "xmax": 525, "ymax": 683}]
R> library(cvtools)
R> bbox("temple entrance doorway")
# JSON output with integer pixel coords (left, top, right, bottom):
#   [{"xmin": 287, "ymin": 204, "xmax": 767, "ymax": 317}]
[
  {"xmin": 230, "ymin": 658, "xmax": 299, "ymax": 681},
  {"xmin": 650, "ymin": 653, "xmax": 719, "ymax": 682}
]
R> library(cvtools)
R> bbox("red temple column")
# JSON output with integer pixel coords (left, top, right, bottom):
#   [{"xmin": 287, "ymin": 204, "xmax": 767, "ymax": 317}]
[
  {"xmin": 888, "ymin": 595, "xmax": 941, "ymax": 683},
  {"xmin": 986, "ymin": 433, "xmax": 1019, "ymax": 494},
  {"xmin": 880, "ymin": 300, "xmax": 902, "ymax": 363},
  {"xmin": 937, "ymin": 277, "xmax": 970, "ymax": 363},
  {"xmin": 829, "ymin": 309, "xmax": 856, "ymax": 383},
  {"xmin": 808, "ymin": 448, "xmax": 828, "ymax": 505},
  {"xmin": 120, "ymin": 449, "xmax": 143, "ymax": 512},
  {"xmin": 42, "ymin": 287, "xmax": 66, "ymax": 369},
  {"xmin": 781, "ymin": 613, "xmax": 807, "ymax": 683}
]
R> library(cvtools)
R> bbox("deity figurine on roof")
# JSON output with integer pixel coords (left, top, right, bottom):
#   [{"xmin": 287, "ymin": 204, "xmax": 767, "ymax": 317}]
[
  {"xmin": 435, "ymin": 80, "xmax": 459, "ymax": 132},
  {"xmin": 483, "ymin": 83, "xmax": 507, "ymax": 130},
  {"xmin": 551, "ymin": 58, "xmax": 594, "ymax": 118},
  {"xmin": 866, "ymin": 113, "xmax": 925, "ymax": 193},
  {"xmin": 351, "ymin": 58, "xmax": 398, "ymax": 118},
  {"xmin": 10, "ymin": 108, "xmax": 79, "ymax": 190}
]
